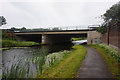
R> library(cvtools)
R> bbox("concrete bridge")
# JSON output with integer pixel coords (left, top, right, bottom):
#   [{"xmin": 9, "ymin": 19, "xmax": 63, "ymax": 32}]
[{"xmin": 14, "ymin": 29, "xmax": 101, "ymax": 44}]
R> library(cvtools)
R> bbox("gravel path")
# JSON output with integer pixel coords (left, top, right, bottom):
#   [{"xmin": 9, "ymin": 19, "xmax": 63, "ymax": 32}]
[{"xmin": 76, "ymin": 46, "xmax": 113, "ymax": 78}]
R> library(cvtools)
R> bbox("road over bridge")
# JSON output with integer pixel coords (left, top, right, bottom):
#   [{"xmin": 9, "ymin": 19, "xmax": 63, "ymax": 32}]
[{"xmin": 14, "ymin": 29, "xmax": 101, "ymax": 44}]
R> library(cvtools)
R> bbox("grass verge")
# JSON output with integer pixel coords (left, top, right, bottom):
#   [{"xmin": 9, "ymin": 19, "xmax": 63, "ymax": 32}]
[
  {"xmin": 38, "ymin": 45, "xmax": 87, "ymax": 78},
  {"xmin": 72, "ymin": 37, "xmax": 87, "ymax": 41},
  {"xmin": 89, "ymin": 45, "xmax": 120, "ymax": 79},
  {"xmin": 2, "ymin": 40, "xmax": 39, "ymax": 47}
]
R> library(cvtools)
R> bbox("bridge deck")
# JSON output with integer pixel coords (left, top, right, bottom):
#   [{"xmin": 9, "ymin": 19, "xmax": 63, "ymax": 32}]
[{"xmin": 14, "ymin": 29, "xmax": 95, "ymax": 35}]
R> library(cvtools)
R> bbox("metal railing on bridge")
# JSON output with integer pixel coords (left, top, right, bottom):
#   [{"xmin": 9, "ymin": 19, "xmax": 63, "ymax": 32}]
[{"xmin": 8, "ymin": 26, "xmax": 99, "ymax": 32}]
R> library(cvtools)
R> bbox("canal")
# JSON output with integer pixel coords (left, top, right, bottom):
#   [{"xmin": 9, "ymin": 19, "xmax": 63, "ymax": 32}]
[{"xmin": 2, "ymin": 40, "xmax": 87, "ymax": 78}]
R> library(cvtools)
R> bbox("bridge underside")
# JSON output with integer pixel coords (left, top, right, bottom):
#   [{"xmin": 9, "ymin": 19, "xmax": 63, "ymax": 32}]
[
  {"xmin": 42, "ymin": 33, "xmax": 87, "ymax": 44},
  {"xmin": 15, "ymin": 34, "xmax": 42, "ymax": 43},
  {"xmin": 15, "ymin": 33, "xmax": 87, "ymax": 44}
]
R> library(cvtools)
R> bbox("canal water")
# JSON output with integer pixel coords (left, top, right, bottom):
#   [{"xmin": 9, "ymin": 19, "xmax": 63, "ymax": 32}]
[{"xmin": 2, "ymin": 40, "xmax": 87, "ymax": 78}]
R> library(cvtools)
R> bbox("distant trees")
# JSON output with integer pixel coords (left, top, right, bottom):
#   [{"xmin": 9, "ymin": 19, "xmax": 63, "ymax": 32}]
[
  {"xmin": 10, "ymin": 27, "xmax": 26, "ymax": 32},
  {"xmin": 9, "ymin": 27, "xmax": 62, "ymax": 32},
  {"xmin": 0, "ymin": 16, "xmax": 7, "ymax": 26},
  {"xmin": 31, "ymin": 27, "xmax": 61, "ymax": 31},
  {"xmin": 21, "ymin": 27, "xmax": 26, "ymax": 30},
  {"xmin": 52, "ymin": 27, "xmax": 60, "ymax": 31}
]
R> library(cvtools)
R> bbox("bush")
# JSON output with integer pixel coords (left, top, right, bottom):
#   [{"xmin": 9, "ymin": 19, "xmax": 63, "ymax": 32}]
[{"xmin": 44, "ymin": 50, "xmax": 70, "ymax": 69}]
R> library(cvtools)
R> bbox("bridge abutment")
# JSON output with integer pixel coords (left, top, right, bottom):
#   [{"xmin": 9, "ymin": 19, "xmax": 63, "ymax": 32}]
[{"xmin": 87, "ymin": 31, "xmax": 101, "ymax": 44}]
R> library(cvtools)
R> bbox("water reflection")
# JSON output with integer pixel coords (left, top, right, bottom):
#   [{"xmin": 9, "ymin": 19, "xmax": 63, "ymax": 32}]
[{"xmin": 72, "ymin": 40, "xmax": 87, "ymax": 45}]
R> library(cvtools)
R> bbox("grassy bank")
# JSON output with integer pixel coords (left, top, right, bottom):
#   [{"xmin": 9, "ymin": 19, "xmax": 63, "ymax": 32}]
[
  {"xmin": 2, "ymin": 40, "xmax": 39, "ymax": 47},
  {"xmin": 39, "ymin": 45, "xmax": 87, "ymax": 78},
  {"xmin": 89, "ymin": 45, "xmax": 120, "ymax": 79},
  {"xmin": 72, "ymin": 37, "xmax": 87, "ymax": 41},
  {"xmin": 2, "ymin": 30, "xmax": 40, "ymax": 48}
]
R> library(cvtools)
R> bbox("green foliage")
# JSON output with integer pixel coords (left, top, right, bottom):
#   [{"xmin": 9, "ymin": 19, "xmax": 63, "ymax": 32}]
[
  {"xmin": 2, "ymin": 30, "xmax": 39, "ymax": 47},
  {"xmin": 2, "ymin": 48, "xmax": 49, "ymax": 78},
  {"xmin": 10, "ymin": 27, "xmax": 27, "ymax": 32},
  {"xmin": 96, "ymin": 25, "xmax": 107, "ymax": 34},
  {"xmin": 44, "ymin": 50, "xmax": 70, "ymax": 70},
  {"xmin": 2, "ymin": 59, "xmax": 31, "ymax": 78},
  {"xmin": 0, "ymin": 16, "xmax": 7, "ymax": 26},
  {"xmin": 2, "ymin": 30, "xmax": 15, "ymax": 40},
  {"xmin": 90, "ymin": 44, "xmax": 120, "ymax": 79},
  {"xmin": 98, "ymin": 1, "xmax": 120, "ymax": 34},
  {"xmin": 72, "ymin": 37, "xmax": 87, "ymax": 41},
  {"xmin": 52, "ymin": 27, "xmax": 60, "ymax": 31},
  {"xmin": 25, "ymin": 48, "xmax": 49, "ymax": 76},
  {"xmin": 8, "ymin": 27, "xmax": 62, "ymax": 32},
  {"xmin": 103, "ymin": 1, "xmax": 120, "ymax": 22},
  {"xmin": 2, "ymin": 48, "xmax": 71, "ymax": 78},
  {"xmin": 39, "ymin": 45, "xmax": 87, "ymax": 78},
  {"xmin": 98, "ymin": 44, "xmax": 120, "ymax": 62},
  {"xmin": 2, "ymin": 45, "xmax": 87, "ymax": 78},
  {"xmin": 21, "ymin": 27, "xmax": 26, "ymax": 30},
  {"xmin": 101, "ymin": 1, "xmax": 120, "ymax": 30}
]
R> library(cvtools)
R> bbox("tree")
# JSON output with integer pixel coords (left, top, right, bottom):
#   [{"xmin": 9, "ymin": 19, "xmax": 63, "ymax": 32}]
[
  {"xmin": 52, "ymin": 27, "xmax": 60, "ymax": 31},
  {"xmin": 21, "ymin": 27, "xmax": 26, "ymax": 30},
  {"xmin": 0, "ymin": 16, "xmax": 7, "ymax": 26},
  {"xmin": 10, "ymin": 27, "xmax": 16, "ymax": 31},
  {"xmin": 97, "ymin": 1, "xmax": 120, "ymax": 34},
  {"xmin": 103, "ymin": 2, "xmax": 120, "ymax": 22},
  {"xmin": 96, "ymin": 25, "xmax": 107, "ymax": 34},
  {"xmin": 103, "ymin": 1, "xmax": 120, "ymax": 28}
]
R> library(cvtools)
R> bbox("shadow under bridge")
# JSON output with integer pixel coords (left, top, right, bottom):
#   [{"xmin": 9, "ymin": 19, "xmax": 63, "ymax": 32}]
[{"xmin": 42, "ymin": 33, "xmax": 87, "ymax": 44}]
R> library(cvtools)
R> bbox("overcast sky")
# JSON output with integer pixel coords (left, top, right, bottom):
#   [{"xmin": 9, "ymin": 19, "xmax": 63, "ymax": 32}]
[{"xmin": 0, "ymin": 0, "xmax": 119, "ymax": 29}]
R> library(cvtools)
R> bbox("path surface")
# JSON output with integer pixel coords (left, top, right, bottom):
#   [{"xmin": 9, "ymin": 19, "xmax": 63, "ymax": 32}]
[
  {"xmin": 0, "ymin": 51, "xmax": 2, "ymax": 80},
  {"xmin": 76, "ymin": 46, "xmax": 113, "ymax": 78}
]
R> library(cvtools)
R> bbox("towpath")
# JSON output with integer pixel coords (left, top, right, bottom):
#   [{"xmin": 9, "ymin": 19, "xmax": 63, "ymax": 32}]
[{"xmin": 76, "ymin": 46, "xmax": 113, "ymax": 78}]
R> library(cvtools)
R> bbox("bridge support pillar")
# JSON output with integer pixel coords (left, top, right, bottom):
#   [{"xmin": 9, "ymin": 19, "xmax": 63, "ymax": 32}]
[{"xmin": 42, "ymin": 34, "xmax": 45, "ymax": 44}]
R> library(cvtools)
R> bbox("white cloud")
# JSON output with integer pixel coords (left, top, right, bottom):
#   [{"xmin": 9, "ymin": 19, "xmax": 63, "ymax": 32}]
[
  {"xmin": 1, "ymin": 0, "xmax": 119, "ymax": 29},
  {"xmin": 2, "ymin": 0, "xmax": 120, "ymax": 2}
]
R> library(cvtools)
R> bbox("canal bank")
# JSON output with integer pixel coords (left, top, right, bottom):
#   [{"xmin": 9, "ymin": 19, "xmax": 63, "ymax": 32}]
[
  {"xmin": 2, "ymin": 43, "xmax": 87, "ymax": 78},
  {"xmin": 38, "ymin": 45, "xmax": 87, "ymax": 78},
  {"xmin": 2, "ymin": 39, "xmax": 88, "ymax": 78}
]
